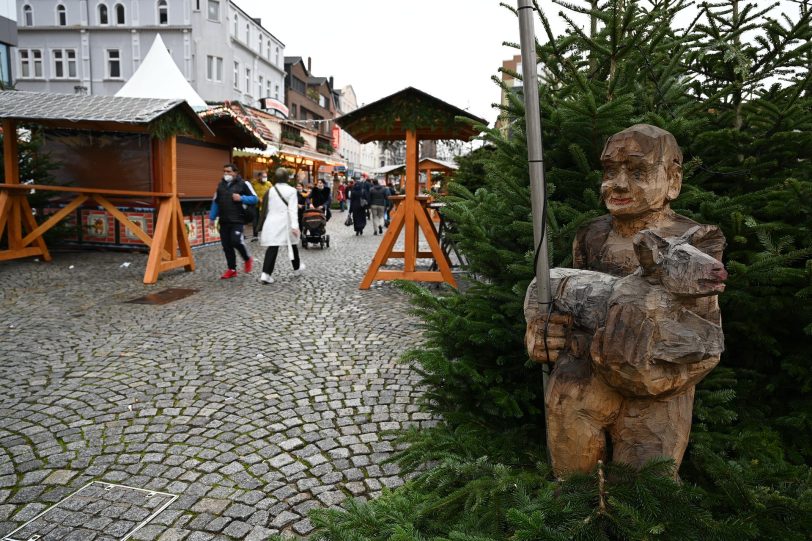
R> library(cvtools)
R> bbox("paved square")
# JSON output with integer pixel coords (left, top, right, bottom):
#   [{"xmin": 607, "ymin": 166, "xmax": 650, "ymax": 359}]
[{"xmin": 0, "ymin": 216, "xmax": 436, "ymax": 538}]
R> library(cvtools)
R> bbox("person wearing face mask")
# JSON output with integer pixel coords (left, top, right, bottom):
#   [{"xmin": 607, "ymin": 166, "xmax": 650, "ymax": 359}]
[
  {"xmin": 250, "ymin": 171, "xmax": 271, "ymax": 240},
  {"xmin": 209, "ymin": 163, "xmax": 258, "ymax": 279}
]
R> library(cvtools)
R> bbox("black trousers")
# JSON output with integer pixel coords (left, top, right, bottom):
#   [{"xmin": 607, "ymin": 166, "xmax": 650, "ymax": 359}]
[
  {"xmin": 262, "ymin": 245, "xmax": 300, "ymax": 275},
  {"xmin": 219, "ymin": 223, "xmax": 250, "ymax": 270}
]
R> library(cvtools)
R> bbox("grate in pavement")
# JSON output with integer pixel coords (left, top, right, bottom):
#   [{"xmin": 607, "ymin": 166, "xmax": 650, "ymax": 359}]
[
  {"xmin": 126, "ymin": 288, "xmax": 198, "ymax": 305},
  {"xmin": 2, "ymin": 482, "xmax": 178, "ymax": 541}
]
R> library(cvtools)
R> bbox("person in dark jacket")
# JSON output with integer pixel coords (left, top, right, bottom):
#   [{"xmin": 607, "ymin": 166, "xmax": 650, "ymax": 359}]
[
  {"xmin": 368, "ymin": 179, "xmax": 388, "ymax": 235},
  {"xmin": 296, "ymin": 182, "xmax": 307, "ymax": 230},
  {"xmin": 309, "ymin": 179, "xmax": 332, "ymax": 220},
  {"xmin": 209, "ymin": 163, "xmax": 258, "ymax": 279},
  {"xmin": 348, "ymin": 181, "xmax": 368, "ymax": 235}
]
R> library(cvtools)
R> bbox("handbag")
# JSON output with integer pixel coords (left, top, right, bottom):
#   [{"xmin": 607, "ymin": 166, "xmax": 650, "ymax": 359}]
[
  {"xmin": 360, "ymin": 198, "xmax": 369, "ymax": 208},
  {"xmin": 344, "ymin": 215, "xmax": 353, "ymax": 227}
]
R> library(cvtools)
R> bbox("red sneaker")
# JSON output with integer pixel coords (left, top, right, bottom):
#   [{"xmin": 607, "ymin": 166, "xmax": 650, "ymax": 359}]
[
  {"xmin": 244, "ymin": 257, "xmax": 254, "ymax": 273},
  {"xmin": 220, "ymin": 269, "xmax": 238, "ymax": 279}
]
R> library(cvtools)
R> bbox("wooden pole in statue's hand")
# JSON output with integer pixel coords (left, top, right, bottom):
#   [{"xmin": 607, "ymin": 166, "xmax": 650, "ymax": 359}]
[{"xmin": 517, "ymin": 0, "xmax": 553, "ymax": 459}]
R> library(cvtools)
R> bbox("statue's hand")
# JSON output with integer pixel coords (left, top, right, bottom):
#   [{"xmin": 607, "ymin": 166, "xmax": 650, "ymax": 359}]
[{"xmin": 525, "ymin": 312, "xmax": 573, "ymax": 363}]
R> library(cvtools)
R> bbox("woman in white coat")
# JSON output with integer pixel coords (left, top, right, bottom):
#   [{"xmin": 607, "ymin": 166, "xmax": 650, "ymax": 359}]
[{"xmin": 257, "ymin": 168, "xmax": 304, "ymax": 284}]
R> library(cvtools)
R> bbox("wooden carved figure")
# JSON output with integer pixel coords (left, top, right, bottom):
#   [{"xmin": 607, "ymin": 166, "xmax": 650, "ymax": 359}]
[{"xmin": 524, "ymin": 124, "xmax": 727, "ymax": 477}]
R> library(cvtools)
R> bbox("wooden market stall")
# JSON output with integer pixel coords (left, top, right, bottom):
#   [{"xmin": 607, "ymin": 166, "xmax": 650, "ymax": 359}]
[
  {"xmin": 335, "ymin": 87, "xmax": 485, "ymax": 289},
  {"xmin": 0, "ymin": 91, "xmax": 255, "ymax": 284}
]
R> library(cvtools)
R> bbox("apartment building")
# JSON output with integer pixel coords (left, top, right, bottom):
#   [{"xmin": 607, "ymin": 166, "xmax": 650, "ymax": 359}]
[
  {"xmin": 334, "ymin": 84, "xmax": 378, "ymax": 178},
  {"xmin": 14, "ymin": 0, "xmax": 284, "ymax": 107},
  {"xmin": 0, "ymin": 0, "xmax": 17, "ymax": 86}
]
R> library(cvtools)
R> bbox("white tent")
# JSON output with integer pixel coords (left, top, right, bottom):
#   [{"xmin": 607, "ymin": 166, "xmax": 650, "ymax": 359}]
[{"xmin": 115, "ymin": 34, "xmax": 208, "ymax": 110}]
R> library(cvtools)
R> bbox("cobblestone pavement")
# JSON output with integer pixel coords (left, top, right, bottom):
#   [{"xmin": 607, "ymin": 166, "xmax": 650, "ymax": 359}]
[{"xmin": 0, "ymin": 214, "xmax": 437, "ymax": 539}]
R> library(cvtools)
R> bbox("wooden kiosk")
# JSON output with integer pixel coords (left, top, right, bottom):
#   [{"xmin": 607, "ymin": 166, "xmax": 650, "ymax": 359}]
[
  {"xmin": 335, "ymin": 87, "xmax": 485, "ymax": 289},
  {"xmin": 0, "ymin": 91, "xmax": 218, "ymax": 284}
]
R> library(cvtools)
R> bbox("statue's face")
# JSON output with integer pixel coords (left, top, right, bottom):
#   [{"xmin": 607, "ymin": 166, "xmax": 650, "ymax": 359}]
[{"xmin": 600, "ymin": 137, "xmax": 679, "ymax": 218}]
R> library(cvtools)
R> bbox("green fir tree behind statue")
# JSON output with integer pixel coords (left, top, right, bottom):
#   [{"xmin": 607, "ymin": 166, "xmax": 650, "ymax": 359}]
[{"xmin": 308, "ymin": 1, "xmax": 812, "ymax": 539}]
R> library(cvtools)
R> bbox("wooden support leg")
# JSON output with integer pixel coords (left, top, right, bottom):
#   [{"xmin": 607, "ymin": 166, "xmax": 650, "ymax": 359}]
[
  {"xmin": 404, "ymin": 200, "xmax": 416, "ymax": 273},
  {"xmin": 19, "ymin": 197, "xmax": 51, "ymax": 262},
  {"xmin": 0, "ymin": 191, "xmax": 9, "ymax": 240},
  {"xmin": 359, "ymin": 206, "xmax": 406, "ymax": 290},
  {"xmin": 7, "ymin": 195, "xmax": 22, "ymax": 250},
  {"xmin": 175, "ymin": 201, "xmax": 194, "ymax": 272},
  {"xmin": 144, "ymin": 198, "xmax": 172, "ymax": 284},
  {"xmin": 415, "ymin": 203, "xmax": 457, "ymax": 288}
]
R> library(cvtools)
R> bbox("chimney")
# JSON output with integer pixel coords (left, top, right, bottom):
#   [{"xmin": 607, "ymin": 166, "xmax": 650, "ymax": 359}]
[
  {"xmin": 307, "ymin": 57, "xmax": 311, "ymax": 73},
  {"xmin": 252, "ymin": 17, "xmax": 261, "ymax": 25},
  {"xmin": 329, "ymin": 76, "xmax": 334, "ymax": 88}
]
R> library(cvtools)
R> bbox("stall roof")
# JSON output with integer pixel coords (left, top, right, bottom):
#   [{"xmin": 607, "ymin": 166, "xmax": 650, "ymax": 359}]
[
  {"xmin": 372, "ymin": 158, "xmax": 457, "ymax": 176},
  {"xmin": 198, "ymin": 103, "xmax": 268, "ymax": 149},
  {"xmin": 335, "ymin": 87, "xmax": 487, "ymax": 143},
  {"xmin": 0, "ymin": 90, "xmax": 211, "ymax": 135}
]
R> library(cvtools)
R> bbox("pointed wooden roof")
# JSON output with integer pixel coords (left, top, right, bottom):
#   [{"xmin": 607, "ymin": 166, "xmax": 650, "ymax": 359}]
[{"xmin": 335, "ymin": 87, "xmax": 486, "ymax": 143}]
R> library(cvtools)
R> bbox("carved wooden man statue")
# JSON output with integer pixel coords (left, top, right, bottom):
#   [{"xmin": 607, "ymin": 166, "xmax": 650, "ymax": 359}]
[{"xmin": 524, "ymin": 124, "xmax": 727, "ymax": 477}]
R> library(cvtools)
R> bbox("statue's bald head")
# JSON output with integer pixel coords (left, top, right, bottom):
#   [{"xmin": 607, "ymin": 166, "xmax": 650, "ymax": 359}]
[{"xmin": 601, "ymin": 124, "xmax": 682, "ymax": 169}]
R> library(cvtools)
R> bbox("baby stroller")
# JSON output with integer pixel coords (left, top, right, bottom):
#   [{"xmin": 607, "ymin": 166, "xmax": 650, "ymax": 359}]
[{"xmin": 301, "ymin": 207, "xmax": 330, "ymax": 249}]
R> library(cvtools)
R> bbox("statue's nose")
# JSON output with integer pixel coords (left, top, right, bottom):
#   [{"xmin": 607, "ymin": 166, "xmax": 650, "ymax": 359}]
[{"xmin": 712, "ymin": 265, "xmax": 728, "ymax": 281}]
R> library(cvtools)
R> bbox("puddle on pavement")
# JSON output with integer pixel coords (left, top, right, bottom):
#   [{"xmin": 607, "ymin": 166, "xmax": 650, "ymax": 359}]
[{"xmin": 125, "ymin": 288, "xmax": 198, "ymax": 305}]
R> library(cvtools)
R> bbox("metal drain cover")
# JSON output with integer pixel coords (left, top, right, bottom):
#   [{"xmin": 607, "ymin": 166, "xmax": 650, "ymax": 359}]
[
  {"xmin": 2, "ymin": 482, "xmax": 177, "ymax": 541},
  {"xmin": 126, "ymin": 288, "xmax": 198, "ymax": 305}
]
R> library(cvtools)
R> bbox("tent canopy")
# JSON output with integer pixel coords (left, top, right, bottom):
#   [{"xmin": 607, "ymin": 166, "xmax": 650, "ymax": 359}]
[
  {"xmin": 116, "ymin": 34, "xmax": 208, "ymax": 111},
  {"xmin": 335, "ymin": 87, "xmax": 486, "ymax": 143}
]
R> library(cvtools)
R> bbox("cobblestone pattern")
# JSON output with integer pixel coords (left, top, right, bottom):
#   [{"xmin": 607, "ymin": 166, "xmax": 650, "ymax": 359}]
[{"xmin": 0, "ymin": 215, "xmax": 436, "ymax": 539}]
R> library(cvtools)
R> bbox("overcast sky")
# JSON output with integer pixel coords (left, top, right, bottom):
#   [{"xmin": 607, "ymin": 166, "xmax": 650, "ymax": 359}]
[{"xmin": 234, "ymin": 1, "xmax": 804, "ymax": 127}]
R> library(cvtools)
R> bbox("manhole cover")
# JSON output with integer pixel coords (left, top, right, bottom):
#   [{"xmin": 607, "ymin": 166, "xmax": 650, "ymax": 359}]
[
  {"xmin": 2, "ymin": 482, "xmax": 178, "ymax": 541},
  {"xmin": 126, "ymin": 288, "xmax": 198, "ymax": 305}
]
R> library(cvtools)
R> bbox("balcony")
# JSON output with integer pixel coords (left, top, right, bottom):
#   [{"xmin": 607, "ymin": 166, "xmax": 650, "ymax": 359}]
[{"xmin": 281, "ymin": 125, "xmax": 305, "ymax": 147}]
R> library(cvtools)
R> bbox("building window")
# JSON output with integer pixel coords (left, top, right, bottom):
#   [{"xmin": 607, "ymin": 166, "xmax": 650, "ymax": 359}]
[
  {"xmin": 19, "ymin": 49, "xmax": 44, "ymax": 78},
  {"xmin": 56, "ymin": 4, "xmax": 67, "ymax": 26},
  {"xmin": 0, "ymin": 44, "xmax": 11, "ymax": 86},
  {"xmin": 52, "ymin": 49, "xmax": 77, "ymax": 78},
  {"xmin": 244, "ymin": 22, "xmax": 249, "ymax": 43},
  {"xmin": 157, "ymin": 0, "xmax": 168, "ymax": 25},
  {"xmin": 207, "ymin": 0, "xmax": 219, "ymax": 21},
  {"xmin": 291, "ymin": 104, "xmax": 297, "ymax": 119},
  {"xmin": 245, "ymin": 67, "xmax": 251, "ymax": 96},
  {"xmin": 319, "ymin": 94, "xmax": 327, "ymax": 108},
  {"xmin": 233, "ymin": 61, "xmax": 239, "ymax": 89},
  {"xmin": 291, "ymin": 76, "xmax": 305, "ymax": 95},
  {"xmin": 115, "ymin": 3, "xmax": 125, "ymax": 24},
  {"xmin": 106, "ymin": 49, "xmax": 121, "ymax": 78},
  {"xmin": 232, "ymin": 14, "xmax": 238, "ymax": 36},
  {"xmin": 206, "ymin": 55, "xmax": 222, "ymax": 82},
  {"xmin": 258, "ymin": 35, "xmax": 263, "ymax": 56},
  {"xmin": 274, "ymin": 47, "xmax": 279, "ymax": 66},
  {"xmin": 274, "ymin": 83, "xmax": 279, "ymax": 100},
  {"xmin": 23, "ymin": 5, "xmax": 33, "ymax": 26},
  {"xmin": 98, "ymin": 3, "xmax": 108, "ymax": 25},
  {"xmin": 257, "ymin": 75, "xmax": 263, "ymax": 98}
]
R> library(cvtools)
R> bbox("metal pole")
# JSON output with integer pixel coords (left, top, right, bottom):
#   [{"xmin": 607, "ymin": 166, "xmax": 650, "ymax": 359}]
[
  {"xmin": 517, "ymin": 0, "xmax": 553, "ymax": 425},
  {"xmin": 517, "ymin": 2, "xmax": 553, "ymax": 330}
]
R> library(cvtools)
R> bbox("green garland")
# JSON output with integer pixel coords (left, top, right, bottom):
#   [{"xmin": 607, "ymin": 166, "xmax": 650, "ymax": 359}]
[{"xmin": 149, "ymin": 109, "xmax": 204, "ymax": 140}]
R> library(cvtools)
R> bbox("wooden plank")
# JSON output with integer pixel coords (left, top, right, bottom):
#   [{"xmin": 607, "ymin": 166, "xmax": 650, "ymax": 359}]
[
  {"xmin": 388, "ymin": 251, "xmax": 434, "ymax": 258},
  {"xmin": 143, "ymin": 199, "xmax": 173, "ymax": 284},
  {"xmin": 19, "ymin": 197, "xmax": 52, "ymax": 262},
  {"xmin": 21, "ymin": 194, "xmax": 88, "ymax": 246},
  {"xmin": 0, "ymin": 246, "xmax": 43, "ymax": 261},
  {"xmin": 372, "ymin": 270, "xmax": 447, "ymax": 282},
  {"xmin": 159, "ymin": 257, "xmax": 192, "ymax": 272},
  {"xmin": 0, "ymin": 184, "xmax": 173, "ymax": 197}
]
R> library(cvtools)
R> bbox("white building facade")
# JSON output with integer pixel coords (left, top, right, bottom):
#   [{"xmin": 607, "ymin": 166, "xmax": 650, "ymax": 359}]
[
  {"xmin": 0, "ymin": 0, "xmax": 16, "ymax": 86},
  {"xmin": 14, "ymin": 0, "xmax": 284, "ymax": 107},
  {"xmin": 335, "ymin": 84, "xmax": 378, "ymax": 178}
]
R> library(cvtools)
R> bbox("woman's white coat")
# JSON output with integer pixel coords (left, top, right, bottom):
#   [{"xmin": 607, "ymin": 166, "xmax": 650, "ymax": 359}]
[{"xmin": 259, "ymin": 182, "xmax": 299, "ymax": 247}]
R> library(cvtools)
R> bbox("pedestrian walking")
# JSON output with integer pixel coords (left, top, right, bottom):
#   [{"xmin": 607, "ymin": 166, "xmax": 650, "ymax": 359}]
[
  {"xmin": 310, "ymin": 179, "xmax": 332, "ymax": 221},
  {"xmin": 348, "ymin": 179, "xmax": 368, "ymax": 235},
  {"xmin": 368, "ymin": 179, "xmax": 387, "ymax": 235},
  {"xmin": 210, "ymin": 163, "xmax": 258, "ymax": 279},
  {"xmin": 249, "ymin": 171, "xmax": 271, "ymax": 240},
  {"xmin": 257, "ymin": 168, "xmax": 303, "ymax": 284},
  {"xmin": 337, "ymin": 181, "xmax": 347, "ymax": 212}
]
